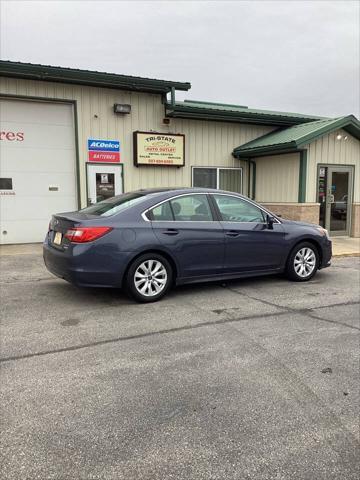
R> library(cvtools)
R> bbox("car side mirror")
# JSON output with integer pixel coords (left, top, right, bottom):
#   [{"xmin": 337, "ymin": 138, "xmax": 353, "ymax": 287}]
[{"xmin": 266, "ymin": 214, "xmax": 275, "ymax": 229}]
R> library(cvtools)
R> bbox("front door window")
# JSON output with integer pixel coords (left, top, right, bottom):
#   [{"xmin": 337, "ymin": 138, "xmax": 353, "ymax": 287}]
[{"xmin": 213, "ymin": 194, "xmax": 265, "ymax": 223}]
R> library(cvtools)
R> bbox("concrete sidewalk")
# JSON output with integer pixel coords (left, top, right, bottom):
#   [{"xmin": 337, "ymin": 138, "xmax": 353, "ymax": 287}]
[
  {"xmin": 331, "ymin": 237, "xmax": 360, "ymax": 257},
  {"xmin": 0, "ymin": 237, "xmax": 359, "ymax": 257},
  {"xmin": 0, "ymin": 243, "xmax": 43, "ymax": 256}
]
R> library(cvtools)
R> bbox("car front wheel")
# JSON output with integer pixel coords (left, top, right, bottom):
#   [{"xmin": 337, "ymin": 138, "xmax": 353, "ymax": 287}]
[
  {"xmin": 126, "ymin": 253, "xmax": 173, "ymax": 302},
  {"xmin": 286, "ymin": 242, "xmax": 319, "ymax": 282}
]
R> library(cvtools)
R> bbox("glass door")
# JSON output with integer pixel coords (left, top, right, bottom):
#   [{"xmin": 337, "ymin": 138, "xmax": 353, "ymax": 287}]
[
  {"xmin": 317, "ymin": 165, "xmax": 353, "ymax": 236},
  {"xmin": 87, "ymin": 164, "xmax": 123, "ymax": 205}
]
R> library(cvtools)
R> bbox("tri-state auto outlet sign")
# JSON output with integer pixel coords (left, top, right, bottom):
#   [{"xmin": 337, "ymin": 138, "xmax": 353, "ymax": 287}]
[
  {"xmin": 88, "ymin": 139, "xmax": 120, "ymax": 163},
  {"xmin": 133, "ymin": 131, "xmax": 185, "ymax": 167}
]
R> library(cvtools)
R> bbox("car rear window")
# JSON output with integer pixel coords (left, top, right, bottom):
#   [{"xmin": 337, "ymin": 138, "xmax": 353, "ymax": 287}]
[{"xmin": 80, "ymin": 193, "xmax": 145, "ymax": 217}]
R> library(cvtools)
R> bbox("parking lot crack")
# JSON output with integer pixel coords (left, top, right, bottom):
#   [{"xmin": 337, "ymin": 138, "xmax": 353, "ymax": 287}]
[
  {"xmin": 225, "ymin": 287, "xmax": 360, "ymax": 331},
  {"xmin": 0, "ymin": 310, "xmax": 290, "ymax": 364}
]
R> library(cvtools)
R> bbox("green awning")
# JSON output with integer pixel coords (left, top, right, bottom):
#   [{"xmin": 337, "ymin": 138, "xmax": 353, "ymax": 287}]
[
  {"xmin": 0, "ymin": 60, "xmax": 191, "ymax": 94},
  {"xmin": 166, "ymin": 100, "xmax": 323, "ymax": 126},
  {"xmin": 233, "ymin": 115, "xmax": 360, "ymax": 157}
]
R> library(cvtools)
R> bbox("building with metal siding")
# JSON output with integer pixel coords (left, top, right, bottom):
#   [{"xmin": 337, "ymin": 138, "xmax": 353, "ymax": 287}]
[
  {"xmin": 0, "ymin": 60, "xmax": 359, "ymax": 243},
  {"xmin": 234, "ymin": 116, "xmax": 360, "ymax": 237}
]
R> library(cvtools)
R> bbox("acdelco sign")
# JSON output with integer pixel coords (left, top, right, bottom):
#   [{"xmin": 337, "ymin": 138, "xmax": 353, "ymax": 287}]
[
  {"xmin": 87, "ymin": 138, "xmax": 121, "ymax": 163},
  {"xmin": 87, "ymin": 139, "xmax": 120, "ymax": 152}
]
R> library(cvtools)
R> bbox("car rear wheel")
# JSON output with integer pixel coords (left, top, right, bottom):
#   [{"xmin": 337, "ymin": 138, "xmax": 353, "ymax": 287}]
[
  {"xmin": 126, "ymin": 253, "xmax": 173, "ymax": 302},
  {"xmin": 286, "ymin": 242, "xmax": 319, "ymax": 282}
]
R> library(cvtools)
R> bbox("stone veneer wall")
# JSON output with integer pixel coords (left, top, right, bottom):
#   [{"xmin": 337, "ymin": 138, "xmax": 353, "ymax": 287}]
[
  {"xmin": 351, "ymin": 204, "xmax": 360, "ymax": 238},
  {"xmin": 261, "ymin": 203, "xmax": 320, "ymax": 225}
]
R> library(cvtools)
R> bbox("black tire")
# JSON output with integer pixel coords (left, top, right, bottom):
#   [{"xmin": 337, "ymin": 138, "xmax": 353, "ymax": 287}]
[
  {"xmin": 286, "ymin": 242, "xmax": 319, "ymax": 282},
  {"xmin": 125, "ymin": 253, "xmax": 173, "ymax": 302}
]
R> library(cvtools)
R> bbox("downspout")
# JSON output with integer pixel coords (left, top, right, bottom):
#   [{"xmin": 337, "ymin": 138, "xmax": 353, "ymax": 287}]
[
  {"xmin": 249, "ymin": 159, "xmax": 256, "ymax": 200},
  {"xmin": 298, "ymin": 150, "xmax": 307, "ymax": 203},
  {"xmin": 233, "ymin": 154, "xmax": 256, "ymax": 200},
  {"xmin": 170, "ymin": 87, "xmax": 176, "ymax": 107}
]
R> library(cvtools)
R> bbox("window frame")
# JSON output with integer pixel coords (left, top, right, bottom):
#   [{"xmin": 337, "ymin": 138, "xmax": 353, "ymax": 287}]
[
  {"xmin": 191, "ymin": 166, "xmax": 243, "ymax": 193},
  {"xmin": 142, "ymin": 192, "xmax": 281, "ymax": 224}
]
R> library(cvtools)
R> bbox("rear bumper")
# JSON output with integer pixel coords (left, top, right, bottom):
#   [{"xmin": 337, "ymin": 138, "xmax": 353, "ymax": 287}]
[{"xmin": 43, "ymin": 236, "xmax": 131, "ymax": 288}]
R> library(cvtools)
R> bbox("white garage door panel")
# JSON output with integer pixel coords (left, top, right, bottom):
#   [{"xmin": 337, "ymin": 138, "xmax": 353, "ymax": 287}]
[
  {"xmin": 0, "ymin": 99, "xmax": 77, "ymax": 244},
  {"xmin": 0, "ymin": 100, "xmax": 74, "ymax": 125},
  {"xmin": 1, "ymin": 148, "xmax": 77, "ymax": 173},
  {"xmin": 0, "ymin": 220, "xmax": 50, "ymax": 244},
  {"xmin": 1, "ymin": 172, "xmax": 77, "ymax": 196},
  {"xmin": 1, "ymin": 195, "xmax": 76, "ymax": 221},
  {"xmin": 1, "ymin": 123, "xmax": 75, "ymax": 149}
]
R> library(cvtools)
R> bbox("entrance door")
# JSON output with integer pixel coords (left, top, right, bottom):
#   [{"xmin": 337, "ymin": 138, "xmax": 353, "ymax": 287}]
[
  {"xmin": 317, "ymin": 165, "xmax": 353, "ymax": 236},
  {"xmin": 87, "ymin": 164, "xmax": 123, "ymax": 205}
]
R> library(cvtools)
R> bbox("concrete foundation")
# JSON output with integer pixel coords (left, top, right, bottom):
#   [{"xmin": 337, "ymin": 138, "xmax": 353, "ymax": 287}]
[
  {"xmin": 350, "ymin": 204, "xmax": 360, "ymax": 238},
  {"xmin": 261, "ymin": 202, "xmax": 320, "ymax": 225}
]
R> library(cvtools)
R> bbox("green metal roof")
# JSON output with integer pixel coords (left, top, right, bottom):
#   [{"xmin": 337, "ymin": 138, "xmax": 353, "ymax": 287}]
[
  {"xmin": 0, "ymin": 60, "xmax": 191, "ymax": 94},
  {"xmin": 233, "ymin": 115, "xmax": 360, "ymax": 157},
  {"xmin": 166, "ymin": 99, "xmax": 324, "ymax": 126}
]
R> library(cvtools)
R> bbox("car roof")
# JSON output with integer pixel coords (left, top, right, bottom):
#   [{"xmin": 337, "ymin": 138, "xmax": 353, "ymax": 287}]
[{"xmin": 133, "ymin": 187, "xmax": 243, "ymax": 196}]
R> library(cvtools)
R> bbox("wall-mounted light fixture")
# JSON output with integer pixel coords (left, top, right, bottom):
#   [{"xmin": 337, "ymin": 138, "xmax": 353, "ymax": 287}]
[
  {"xmin": 336, "ymin": 133, "xmax": 342, "ymax": 140},
  {"xmin": 113, "ymin": 104, "xmax": 131, "ymax": 114}
]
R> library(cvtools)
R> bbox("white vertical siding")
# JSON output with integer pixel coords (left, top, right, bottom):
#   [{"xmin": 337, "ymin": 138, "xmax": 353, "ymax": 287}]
[
  {"xmin": 255, "ymin": 153, "xmax": 300, "ymax": 202},
  {"xmin": 1, "ymin": 77, "xmax": 274, "ymax": 206},
  {"xmin": 306, "ymin": 129, "xmax": 360, "ymax": 202}
]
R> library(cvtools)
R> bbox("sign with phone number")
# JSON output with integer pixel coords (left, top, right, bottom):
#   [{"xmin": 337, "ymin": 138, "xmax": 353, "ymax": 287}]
[{"xmin": 133, "ymin": 131, "xmax": 185, "ymax": 167}]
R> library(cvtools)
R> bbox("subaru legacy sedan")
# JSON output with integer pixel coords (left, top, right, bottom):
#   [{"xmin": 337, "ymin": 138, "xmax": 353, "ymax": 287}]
[{"xmin": 43, "ymin": 188, "xmax": 332, "ymax": 302}]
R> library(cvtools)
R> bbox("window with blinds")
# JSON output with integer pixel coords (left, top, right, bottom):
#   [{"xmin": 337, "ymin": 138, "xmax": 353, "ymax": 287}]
[{"xmin": 192, "ymin": 167, "xmax": 242, "ymax": 193}]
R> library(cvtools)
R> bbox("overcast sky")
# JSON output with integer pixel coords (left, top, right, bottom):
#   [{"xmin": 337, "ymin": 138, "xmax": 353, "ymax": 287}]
[{"xmin": 0, "ymin": 0, "xmax": 359, "ymax": 117}]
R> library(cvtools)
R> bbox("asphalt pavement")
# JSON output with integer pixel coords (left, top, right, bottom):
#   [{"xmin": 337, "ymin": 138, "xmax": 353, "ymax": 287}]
[{"xmin": 0, "ymin": 253, "xmax": 359, "ymax": 479}]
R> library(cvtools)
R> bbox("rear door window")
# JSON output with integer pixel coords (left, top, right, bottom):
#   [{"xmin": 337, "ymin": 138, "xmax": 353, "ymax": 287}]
[
  {"xmin": 170, "ymin": 194, "xmax": 213, "ymax": 221},
  {"xmin": 150, "ymin": 201, "xmax": 174, "ymax": 221}
]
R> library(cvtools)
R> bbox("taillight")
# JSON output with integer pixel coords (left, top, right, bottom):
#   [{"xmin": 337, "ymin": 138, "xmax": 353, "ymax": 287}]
[{"xmin": 64, "ymin": 227, "xmax": 113, "ymax": 243}]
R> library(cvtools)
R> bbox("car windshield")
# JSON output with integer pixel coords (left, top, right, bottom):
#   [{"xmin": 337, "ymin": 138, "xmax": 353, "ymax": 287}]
[{"xmin": 80, "ymin": 193, "xmax": 146, "ymax": 217}]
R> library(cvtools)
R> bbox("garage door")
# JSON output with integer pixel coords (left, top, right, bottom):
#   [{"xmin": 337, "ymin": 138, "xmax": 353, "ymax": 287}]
[{"xmin": 0, "ymin": 99, "xmax": 78, "ymax": 244}]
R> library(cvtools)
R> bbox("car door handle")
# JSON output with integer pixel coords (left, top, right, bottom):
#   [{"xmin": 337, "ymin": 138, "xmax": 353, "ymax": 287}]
[
  {"xmin": 162, "ymin": 229, "xmax": 179, "ymax": 236},
  {"xmin": 225, "ymin": 230, "xmax": 241, "ymax": 237}
]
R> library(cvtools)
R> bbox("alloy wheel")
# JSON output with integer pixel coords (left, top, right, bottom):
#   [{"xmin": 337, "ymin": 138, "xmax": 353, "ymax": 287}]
[
  {"xmin": 134, "ymin": 259, "xmax": 168, "ymax": 297},
  {"xmin": 293, "ymin": 247, "xmax": 316, "ymax": 278}
]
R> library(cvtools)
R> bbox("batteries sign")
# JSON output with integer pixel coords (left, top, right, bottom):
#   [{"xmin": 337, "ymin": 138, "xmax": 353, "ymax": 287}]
[{"xmin": 88, "ymin": 139, "xmax": 121, "ymax": 163}]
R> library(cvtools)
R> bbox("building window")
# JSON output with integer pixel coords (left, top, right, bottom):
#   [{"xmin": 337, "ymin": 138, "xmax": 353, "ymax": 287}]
[
  {"xmin": 0, "ymin": 178, "xmax": 13, "ymax": 190},
  {"xmin": 192, "ymin": 167, "xmax": 242, "ymax": 193}
]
